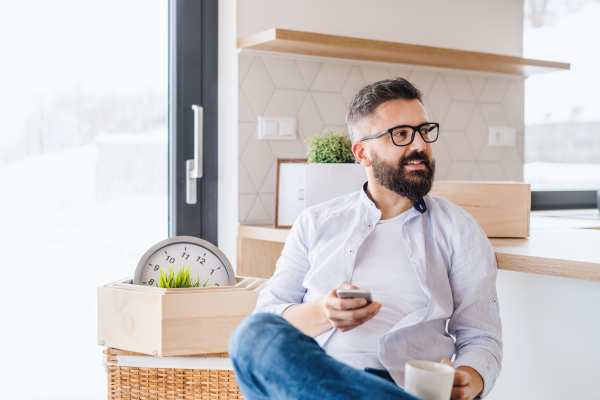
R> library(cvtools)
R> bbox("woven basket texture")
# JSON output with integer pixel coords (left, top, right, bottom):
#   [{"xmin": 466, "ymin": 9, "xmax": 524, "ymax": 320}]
[{"xmin": 105, "ymin": 348, "xmax": 243, "ymax": 400}]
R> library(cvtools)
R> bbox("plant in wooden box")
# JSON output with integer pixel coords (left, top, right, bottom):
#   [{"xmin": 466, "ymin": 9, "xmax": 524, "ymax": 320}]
[
  {"xmin": 304, "ymin": 131, "xmax": 367, "ymax": 208},
  {"xmin": 154, "ymin": 263, "xmax": 210, "ymax": 288},
  {"xmin": 98, "ymin": 236, "xmax": 268, "ymax": 356}
]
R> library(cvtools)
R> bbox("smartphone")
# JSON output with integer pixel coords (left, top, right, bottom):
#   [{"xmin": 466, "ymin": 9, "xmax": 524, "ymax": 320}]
[{"xmin": 336, "ymin": 289, "xmax": 373, "ymax": 304}]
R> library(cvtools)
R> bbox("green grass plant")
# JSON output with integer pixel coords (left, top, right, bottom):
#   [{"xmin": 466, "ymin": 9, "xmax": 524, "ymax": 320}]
[
  {"xmin": 153, "ymin": 262, "xmax": 210, "ymax": 288},
  {"xmin": 306, "ymin": 131, "xmax": 355, "ymax": 163}
]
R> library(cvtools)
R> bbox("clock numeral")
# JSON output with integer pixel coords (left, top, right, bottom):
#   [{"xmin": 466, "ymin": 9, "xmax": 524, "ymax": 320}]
[
  {"xmin": 181, "ymin": 252, "xmax": 190, "ymax": 260},
  {"xmin": 197, "ymin": 257, "xmax": 206, "ymax": 265},
  {"xmin": 214, "ymin": 283, "xmax": 219, "ymax": 287},
  {"xmin": 154, "ymin": 265, "xmax": 160, "ymax": 271},
  {"xmin": 210, "ymin": 269, "xmax": 214, "ymax": 275},
  {"xmin": 148, "ymin": 279, "xmax": 155, "ymax": 286},
  {"xmin": 165, "ymin": 255, "xmax": 175, "ymax": 264}
]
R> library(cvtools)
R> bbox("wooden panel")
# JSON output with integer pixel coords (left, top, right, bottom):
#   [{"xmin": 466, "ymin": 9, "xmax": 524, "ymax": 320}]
[
  {"xmin": 491, "ymin": 228, "xmax": 600, "ymax": 282},
  {"xmin": 237, "ymin": 236, "xmax": 284, "ymax": 279},
  {"xmin": 110, "ymin": 276, "xmax": 256, "ymax": 294},
  {"xmin": 236, "ymin": 219, "xmax": 600, "ymax": 283},
  {"xmin": 161, "ymin": 290, "xmax": 260, "ymax": 356},
  {"xmin": 97, "ymin": 286, "xmax": 162, "ymax": 356},
  {"xmin": 98, "ymin": 277, "xmax": 266, "ymax": 357},
  {"xmin": 430, "ymin": 181, "xmax": 530, "ymax": 238},
  {"xmin": 237, "ymin": 28, "xmax": 570, "ymax": 76},
  {"xmin": 238, "ymin": 224, "xmax": 289, "ymax": 243},
  {"xmin": 234, "ymin": 231, "xmax": 600, "ymax": 283},
  {"xmin": 495, "ymin": 253, "xmax": 600, "ymax": 282},
  {"xmin": 104, "ymin": 348, "xmax": 229, "ymax": 358},
  {"xmin": 239, "ymin": 182, "xmax": 531, "ymax": 239}
]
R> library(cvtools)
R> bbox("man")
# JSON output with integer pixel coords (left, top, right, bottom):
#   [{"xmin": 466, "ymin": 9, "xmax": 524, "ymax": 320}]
[{"xmin": 229, "ymin": 78, "xmax": 502, "ymax": 400}]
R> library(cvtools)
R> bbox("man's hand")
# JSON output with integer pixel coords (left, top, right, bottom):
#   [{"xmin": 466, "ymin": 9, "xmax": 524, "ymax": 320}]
[
  {"xmin": 440, "ymin": 359, "xmax": 483, "ymax": 400},
  {"xmin": 322, "ymin": 282, "xmax": 381, "ymax": 332}
]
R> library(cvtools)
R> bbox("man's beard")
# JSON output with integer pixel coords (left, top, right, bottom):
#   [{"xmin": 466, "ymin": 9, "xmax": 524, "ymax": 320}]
[{"xmin": 370, "ymin": 151, "xmax": 436, "ymax": 202}]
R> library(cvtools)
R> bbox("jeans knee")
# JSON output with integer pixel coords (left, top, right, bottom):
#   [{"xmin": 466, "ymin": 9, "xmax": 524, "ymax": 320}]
[{"xmin": 229, "ymin": 313, "xmax": 286, "ymax": 361}]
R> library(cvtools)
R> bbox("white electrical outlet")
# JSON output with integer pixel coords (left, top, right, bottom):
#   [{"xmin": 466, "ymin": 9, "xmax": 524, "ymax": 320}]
[
  {"xmin": 258, "ymin": 116, "xmax": 297, "ymax": 141},
  {"xmin": 488, "ymin": 126, "xmax": 516, "ymax": 147}
]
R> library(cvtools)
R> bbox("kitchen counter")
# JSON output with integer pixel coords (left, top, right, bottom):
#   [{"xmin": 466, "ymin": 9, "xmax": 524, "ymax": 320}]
[
  {"xmin": 237, "ymin": 210, "xmax": 600, "ymax": 282},
  {"xmin": 490, "ymin": 210, "xmax": 600, "ymax": 281}
]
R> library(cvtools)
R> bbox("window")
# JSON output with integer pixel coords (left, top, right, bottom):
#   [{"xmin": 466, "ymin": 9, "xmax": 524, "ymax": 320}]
[
  {"xmin": 0, "ymin": 1, "xmax": 167, "ymax": 397},
  {"xmin": 524, "ymin": 0, "xmax": 599, "ymax": 209}
]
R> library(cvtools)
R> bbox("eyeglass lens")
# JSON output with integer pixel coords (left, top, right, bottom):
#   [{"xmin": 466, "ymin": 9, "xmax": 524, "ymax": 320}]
[{"xmin": 390, "ymin": 124, "xmax": 439, "ymax": 145}]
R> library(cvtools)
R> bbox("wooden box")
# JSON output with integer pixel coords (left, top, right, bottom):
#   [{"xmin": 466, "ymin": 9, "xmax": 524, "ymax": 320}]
[
  {"xmin": 98, "ymin": 276, "xmax": 267, "ymax": 357},
  {"xmin": 430, "ymin": 181, "xmax": 530, "ymax": 238}
]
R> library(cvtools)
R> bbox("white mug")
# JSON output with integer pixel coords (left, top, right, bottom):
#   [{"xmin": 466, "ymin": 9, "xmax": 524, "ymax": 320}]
[{"xmin": 404, "ymin": 360, "xmax": 455, "ymax": 400}]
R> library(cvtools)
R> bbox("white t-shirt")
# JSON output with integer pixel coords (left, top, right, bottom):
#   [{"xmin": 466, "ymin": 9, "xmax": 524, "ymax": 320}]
[{"xmin": 322, "ymin": 210, "xmax": 430, "ymax": 370}]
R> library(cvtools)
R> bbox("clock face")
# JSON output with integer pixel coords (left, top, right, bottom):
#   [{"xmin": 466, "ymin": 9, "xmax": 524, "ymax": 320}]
[{"xmin": 134, "ymin": 238, "xmax": 235, "ymax": 287}]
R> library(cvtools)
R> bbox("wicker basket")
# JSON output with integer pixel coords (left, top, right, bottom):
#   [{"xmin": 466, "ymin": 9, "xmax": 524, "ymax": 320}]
[{"xmin": 104, "ymin": 348, "xmax": 243, "ymax": 399}]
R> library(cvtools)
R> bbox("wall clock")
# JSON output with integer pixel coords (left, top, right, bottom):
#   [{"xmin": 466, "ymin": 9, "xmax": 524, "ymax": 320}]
[{"xmin": 133, "ymin": 236, "xmax": 236, "ymax": 287}]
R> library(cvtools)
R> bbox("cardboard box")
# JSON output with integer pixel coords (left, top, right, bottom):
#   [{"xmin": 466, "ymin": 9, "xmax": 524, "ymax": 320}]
[
  {"xmin": 431, "ymin": 181, "xmax": 530, "ymax": 238},
  {"xmin": 97, "ymin": 276, "xmax": 266, "ymax": 356},
  {"xmin": 303, "ymin": 170, "xmax": 531, "ymax": 238}
]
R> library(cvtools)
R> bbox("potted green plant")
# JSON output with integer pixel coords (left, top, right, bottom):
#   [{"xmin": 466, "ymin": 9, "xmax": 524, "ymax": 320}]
[
  {"xmin": 154, "ymin": 263, "xmax": 211, "ymax": 288},
  {"xmin": 304, "ymin": 131, "xmax": 367, "ymax": 208}
]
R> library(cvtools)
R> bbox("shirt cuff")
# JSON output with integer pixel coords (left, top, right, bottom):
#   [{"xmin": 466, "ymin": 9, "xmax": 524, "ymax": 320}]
[
  {"xmin": 254, "ymin": 302, "xmax": 295, "ymax": 316},
  {"xmin": 453, "ymin": 350, "xmax": 499, "ymax": 399}
]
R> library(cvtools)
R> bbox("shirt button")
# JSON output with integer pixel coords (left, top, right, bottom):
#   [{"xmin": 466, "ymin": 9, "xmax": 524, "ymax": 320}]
[
  {"xmin": 367, "ymin": 224, "xmax": 372, "ymax": 228},
  {"xmin": 349, "ymin": 249, "xmax": 353, "ymax": 254}
]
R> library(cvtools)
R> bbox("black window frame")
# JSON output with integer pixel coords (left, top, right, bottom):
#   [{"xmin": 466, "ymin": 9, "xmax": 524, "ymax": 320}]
[
  {"xmin": 531, "ymin": 190, "xmax": 597, "ymax": 211},
  {"xmin": 168, "ymin": 0, "xmax": 218, "ymax": 244}
]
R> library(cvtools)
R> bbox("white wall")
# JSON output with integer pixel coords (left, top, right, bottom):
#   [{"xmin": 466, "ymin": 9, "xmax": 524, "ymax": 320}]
[
  {"xmin": 219, "ymin": 0, "xmax": 239, "ymax": 271},
  {"xmin": 224, "ymin": 3, "xmax": 600, "ymax": 399},
  {"xmin": 489, "ymin": 271, "xmax": 600, "ymax": 400},
  {"xmin": 238, "ymin": 0, "xmax": 524, "ymax": 57}
]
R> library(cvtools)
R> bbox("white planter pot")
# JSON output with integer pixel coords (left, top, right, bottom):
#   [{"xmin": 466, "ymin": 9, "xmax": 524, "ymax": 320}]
[{"xmin": 304, "ymin": 163, "xmax": 367, "ymax": 208}]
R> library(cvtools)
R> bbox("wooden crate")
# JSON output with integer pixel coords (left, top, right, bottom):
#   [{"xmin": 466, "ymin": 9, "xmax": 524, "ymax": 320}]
[
  {"xmin": 98, "ymin": 276, "xmax": 267, "ymax": 357},
  {"xmin": 430, "ymin": 181, "xmax": 530, "ymax": 238}
]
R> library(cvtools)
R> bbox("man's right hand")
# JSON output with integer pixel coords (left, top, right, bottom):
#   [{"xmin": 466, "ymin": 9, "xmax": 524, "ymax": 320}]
[{"xmin": 321, "ymin": 282, "xmax": 381, "ymax": 332}]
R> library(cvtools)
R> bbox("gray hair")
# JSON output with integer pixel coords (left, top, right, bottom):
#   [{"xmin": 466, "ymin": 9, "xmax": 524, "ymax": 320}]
[{"xmin": 346, "ymin": 78, "xmax": 424, "ymax": 143}]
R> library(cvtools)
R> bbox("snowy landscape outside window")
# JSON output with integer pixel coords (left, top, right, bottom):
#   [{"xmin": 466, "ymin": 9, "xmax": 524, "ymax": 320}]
[
  {"xmin": 0, "ymin": 1, "xmax": 167, "ymax": 398},
  {"xmin": 524, "ymin": 0, "xmax": 600, "ymax": 191}
]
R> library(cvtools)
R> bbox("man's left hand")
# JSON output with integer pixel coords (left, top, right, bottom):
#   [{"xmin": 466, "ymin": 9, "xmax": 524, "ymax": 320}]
[{"xmin": 440, "ymin": 359, "xmax": 483, "ymax": 400}]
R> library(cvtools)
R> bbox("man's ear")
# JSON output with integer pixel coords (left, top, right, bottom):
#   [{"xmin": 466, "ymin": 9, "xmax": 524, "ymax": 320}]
[{"xmin": 352, "ymin": 141, "xmax": 371, "ymax": 167}]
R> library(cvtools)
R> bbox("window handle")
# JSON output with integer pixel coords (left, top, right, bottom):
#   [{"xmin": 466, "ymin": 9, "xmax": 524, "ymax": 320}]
[{"xmin": 186, "ymin": 105, "xmax": 203, "ymax": 204}]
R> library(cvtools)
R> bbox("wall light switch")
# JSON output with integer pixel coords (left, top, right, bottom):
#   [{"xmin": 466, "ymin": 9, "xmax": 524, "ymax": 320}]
[
  {"xmin": 258, "ymin": 116, "xmax": 297, "ymax": 141},
  {"xmin": 488, "ymin": 126, "xmax": 516, "ymax": 147},
  {"xmin": 265, "ymin": 120, "xmax": 278, "ymax": 138}
]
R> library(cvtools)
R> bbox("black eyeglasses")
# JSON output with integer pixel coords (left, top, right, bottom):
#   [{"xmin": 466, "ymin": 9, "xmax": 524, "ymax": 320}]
[{"xmin": 359, "ymin": 122, "xmax": 440, "ymax": 146}]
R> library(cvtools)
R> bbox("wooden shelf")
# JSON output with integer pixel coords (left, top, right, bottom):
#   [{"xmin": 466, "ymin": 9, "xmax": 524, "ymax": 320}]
[{"xmin": 237, "ymin": 28, "xmax": 570, "ymax": 76}]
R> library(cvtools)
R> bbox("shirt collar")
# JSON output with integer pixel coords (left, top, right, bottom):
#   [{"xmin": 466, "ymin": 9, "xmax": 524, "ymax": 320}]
[{"xmin": 360, "ymin": 181, "xmax": 428, "ymax": 215}]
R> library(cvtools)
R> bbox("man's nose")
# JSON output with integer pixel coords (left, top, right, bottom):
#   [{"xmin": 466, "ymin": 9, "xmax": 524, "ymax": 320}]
[{"xmin": 408, "ymin": 131, "xmax": 427, "ymax": 152}]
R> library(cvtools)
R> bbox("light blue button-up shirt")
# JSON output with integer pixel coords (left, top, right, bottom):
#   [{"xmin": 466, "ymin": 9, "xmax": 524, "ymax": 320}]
[{"xmin": 254, "ymin": 184, "xmax": 503, "ymax": 399}]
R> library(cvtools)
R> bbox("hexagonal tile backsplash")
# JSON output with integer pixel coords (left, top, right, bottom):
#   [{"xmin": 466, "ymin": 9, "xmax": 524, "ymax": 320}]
[{"xmin": 239, "ymin": 51, "xmax": 525, "ymax": 225}]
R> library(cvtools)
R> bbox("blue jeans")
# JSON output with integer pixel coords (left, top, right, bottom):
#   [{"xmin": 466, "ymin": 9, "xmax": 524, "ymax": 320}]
[{"xmin": 229, "ymin": 313, "xmax": 422, "ymax": 400}]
